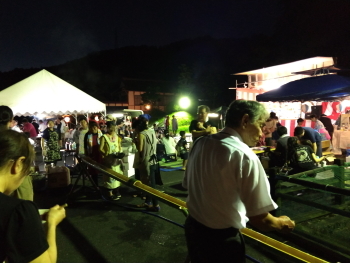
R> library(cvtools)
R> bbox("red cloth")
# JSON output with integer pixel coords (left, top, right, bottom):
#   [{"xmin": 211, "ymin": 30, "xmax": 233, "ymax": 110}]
[
  {"xmin": 322, "ymin": 102, "xmax": 341, "ymax": 122},
  {"xmin": 87, "ymin": 134, "xmax": 102, "ymax": 177},
  {"xmin": 23, "ymin": 123, "xmax": 38, "ymax": 137}
]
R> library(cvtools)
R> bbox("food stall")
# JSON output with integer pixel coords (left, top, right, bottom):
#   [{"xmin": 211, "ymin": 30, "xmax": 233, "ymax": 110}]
[
  {"xmin": 257, "ymin": 75, "xmax": 350, "ymax": 141},
  {"xmin": 331, "ymin": 114, "xmax": 350, "ymax": 155}
]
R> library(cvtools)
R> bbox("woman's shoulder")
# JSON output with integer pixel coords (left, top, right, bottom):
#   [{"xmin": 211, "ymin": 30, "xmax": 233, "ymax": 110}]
[
  {"xmin": 141, "ymin": 128, "xmax": 152, "ymax": 135},
  {"xmin": 0, "ymin": 194, "xmax": 37, "ymax": 216}
]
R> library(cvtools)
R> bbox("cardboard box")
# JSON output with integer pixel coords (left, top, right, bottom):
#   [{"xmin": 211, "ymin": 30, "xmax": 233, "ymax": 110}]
[
  {"xmin": 47, "ymin": 166, "xmax": 71, "ymax": 188},
  {"xmin": 124, "ymin": 167, "xmax": 135, "ymax": 178},
  {"xmin": 122, "ymin": 154, "xmax": 135, "ymax": 164}
]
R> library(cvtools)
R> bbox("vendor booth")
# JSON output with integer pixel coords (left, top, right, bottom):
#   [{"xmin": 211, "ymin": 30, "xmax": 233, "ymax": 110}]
[
  {"xmin": 257, "ymin": 74, "xmax": 350, "ymax": 154},
  {"xmin": 256, "ymin": 75, "xmax": 350, "ymax": 102}
]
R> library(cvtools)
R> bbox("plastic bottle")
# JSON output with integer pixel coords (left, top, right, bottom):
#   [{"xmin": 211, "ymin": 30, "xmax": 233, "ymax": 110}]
[{"xmin": 71, "ymin": 142, "xmax": 76, "ymax": 150}]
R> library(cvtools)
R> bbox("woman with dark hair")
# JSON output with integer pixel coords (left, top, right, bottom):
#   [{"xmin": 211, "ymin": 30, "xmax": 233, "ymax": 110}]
[
  {"xmin": 310, "ymin": 114, "xmax": 331, "ymax": 140},
  {"xmin": 99, "ymin": 121, "xmax": 123, "ymax": 200},
  {"xmin": 41, "ymin": 120, "xmax": 61, "ymax": 167},
  {"xmin": 286, "ymin": 137, "xmax": 324, "ymax": 175},
  {"xmin": 0, "ymin": 130, "xmax": 66, "ymax": 262},
  {"xmin": 0, "ymin": 105, "xmax": 14, "ymax": 131},
  {"xmin": 263, "ymin": 112, "xmax": 277, "ymax": 146},
  {"xmin": 84, "ymin": 121, "xmax": 103, "ymax": 185},
  {"xmin": 0, "ymin": 105, "xmax": 34, "ymax": 201},
  {"xmin": 133, "ymin": 116, "xmax": 161, "ymax": 211}
]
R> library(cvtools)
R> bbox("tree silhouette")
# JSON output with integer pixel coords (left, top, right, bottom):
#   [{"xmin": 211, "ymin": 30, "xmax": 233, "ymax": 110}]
[
  {"xmin": 177, "ymin": 64, "xmax": 195, "ymax": 95},
  {"xmin": 140, "ymin": 86, "xmax": 161, "ymax": 108}
]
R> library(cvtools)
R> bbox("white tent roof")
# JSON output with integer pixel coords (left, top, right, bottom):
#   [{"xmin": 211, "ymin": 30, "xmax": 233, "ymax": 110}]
[{"xmin": 0, "ymin": 69, "xmax": 106, "ymax": 116}]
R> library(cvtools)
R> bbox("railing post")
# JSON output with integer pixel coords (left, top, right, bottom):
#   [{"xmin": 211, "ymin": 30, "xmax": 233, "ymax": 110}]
[
  {"xmin": 268, "ymin": 167, "xmax": 281, "ymax": 216},
  {"xmin": 334, "ymin": 159, "xmax": 345, "ymax": 204}
]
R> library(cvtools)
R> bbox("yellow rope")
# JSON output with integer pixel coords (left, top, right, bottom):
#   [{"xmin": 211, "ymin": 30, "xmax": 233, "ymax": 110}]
[{"xmin": 81, "ymin": 156, "xmax": 329, "ymax": 263}]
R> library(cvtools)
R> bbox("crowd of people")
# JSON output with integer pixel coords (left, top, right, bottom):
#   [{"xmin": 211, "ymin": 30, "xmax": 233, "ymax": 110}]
[
  {"xmin": 0, "ymin": 101, "xmax": 301, "ymax": 262},
  {"xmin": 265, "ymin": 113, "xmax": 332, "ymax": 175}
]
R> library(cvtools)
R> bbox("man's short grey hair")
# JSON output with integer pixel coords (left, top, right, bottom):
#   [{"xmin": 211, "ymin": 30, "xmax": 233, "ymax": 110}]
[
  {"xmin": 197, "ymin": 105, "xmax": 210, "ymax": 114},
  {"xmin": 225, "ymin": 100, "xmax": 268, "ymax": 128}
]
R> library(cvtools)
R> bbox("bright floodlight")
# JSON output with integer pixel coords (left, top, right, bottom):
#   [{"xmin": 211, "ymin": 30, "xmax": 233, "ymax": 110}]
[{"xmin": 179, "ymin": 97, "xmax": 190, "ymax": 109}]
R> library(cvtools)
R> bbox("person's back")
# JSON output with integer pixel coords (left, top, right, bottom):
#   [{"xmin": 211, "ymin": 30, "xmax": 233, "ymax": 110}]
[
  {"xmin": 0, "ymin": 193, "xmax": 50, "ymax": 262},
  {"xmin": 289, "ymin": 144, "xmax": 317, "ymax": 174},
  {"xmin": 161, "ymin": 135, "xmax": 176, "ymax": 154},
  {"xmin": 32, "ymin": 120, "xmax": 39, "ymax": 134},
  {"xmin": 183, "ymin": 100, "xmax": 295, "ymax": 263},
  {"xmin": 319, "ymin": 115, "xmax": 334, "ymax": 132},
  {"xmin": 274, "ymin": 126, "xmax": 290, "ymax": 166},
  {"xmin": 140, "ymin": 128, "xmax": 158, "ymax": 162},
  {"xmin": 0, "ymin": 129, "xmax": 66, "ymax": 263},
  {"xmin": 301, "ymin": 126, "xmax": 322, "ymax": 157},
  {"xmin": 184, "ymin": 132, "xmax": 275, "ymax": 229},
  {"xmin": 22, "ymin": 119, "xmax": 38, "ymax": 138},
  {"xmin": 302, "ymin": 127, "xmax": 320, "ymax": 142},
  {"xmin": 319, "ymin": 114, "xmax": 334, "ymax": 140}
]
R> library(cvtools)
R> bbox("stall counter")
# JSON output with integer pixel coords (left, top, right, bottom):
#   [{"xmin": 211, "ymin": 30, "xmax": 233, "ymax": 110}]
[{"xmin": 331, "ymin": 130, "xmax": 350, "ymax": 155}]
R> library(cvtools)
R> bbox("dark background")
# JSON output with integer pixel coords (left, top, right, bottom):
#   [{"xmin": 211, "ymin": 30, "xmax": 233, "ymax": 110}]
[{"xmin": 1, "ymin": 0, "xmax": 350, "ymax": 108}]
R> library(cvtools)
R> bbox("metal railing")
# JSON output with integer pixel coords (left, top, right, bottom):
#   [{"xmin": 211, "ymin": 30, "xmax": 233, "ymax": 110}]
[
  {"xmin": 268, "ymin": 160, "xmax": 350, "ymax": 260},
  {"xmin": 71, "ymin": 155, "xmax": 330, "ymax": 263}
]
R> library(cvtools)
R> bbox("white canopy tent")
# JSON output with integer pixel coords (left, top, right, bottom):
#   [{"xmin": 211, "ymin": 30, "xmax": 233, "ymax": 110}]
[{"xmin": 0, "ymin": 69, "xmax": 106, "ymax": 116}]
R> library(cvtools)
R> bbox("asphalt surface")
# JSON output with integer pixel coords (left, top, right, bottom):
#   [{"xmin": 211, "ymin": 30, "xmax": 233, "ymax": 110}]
[{"xmin": 33, "ymin": 151, "xmax": 320, "ymax": 263}]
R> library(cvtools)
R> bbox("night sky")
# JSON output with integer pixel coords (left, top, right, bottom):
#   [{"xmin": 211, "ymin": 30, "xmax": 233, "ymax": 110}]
[{"xmin": 0, "ymin": 0, "xmax": 283, "ymax": 72}]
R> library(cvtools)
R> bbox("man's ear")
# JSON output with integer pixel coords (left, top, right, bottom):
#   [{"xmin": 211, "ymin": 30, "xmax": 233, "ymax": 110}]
[
  {"xmin": 241, "ymin": 114, "xmax": 250, "ymax": 129},
  {"xmin": 10, "ymin": 156, "xmax": 26, "ymax": 175}
]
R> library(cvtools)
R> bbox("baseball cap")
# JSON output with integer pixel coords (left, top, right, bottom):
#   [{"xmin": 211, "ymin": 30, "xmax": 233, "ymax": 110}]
[{"xmin": 139, "ymin": 114, "xmax": 151, "ymax": 120}]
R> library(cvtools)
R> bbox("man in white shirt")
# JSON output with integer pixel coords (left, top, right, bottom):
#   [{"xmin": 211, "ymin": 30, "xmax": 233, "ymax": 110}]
[
  {"xmin": 60, "ymin": 118, "xmax": 67, "ymax": 146},
  {"xmin": 183, "ymin": 100, "xmax": 295, "ymax": 263},
  {"xmin": 161, "ymin": 130, "xmax": 177, "ymax": 155},
  {"xmin": 38, "ymin": 120, "xmax": 47, "ymax": 133}
]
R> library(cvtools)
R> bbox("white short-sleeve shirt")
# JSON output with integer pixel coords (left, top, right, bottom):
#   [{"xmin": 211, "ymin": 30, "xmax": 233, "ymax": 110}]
[{"xmin": 182, "ymin": 127, "xmax": 277, "ymax": 229}]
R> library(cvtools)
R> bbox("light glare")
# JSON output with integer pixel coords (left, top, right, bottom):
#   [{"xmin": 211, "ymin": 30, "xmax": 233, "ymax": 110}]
[{"xmin": 179, "ymin": 97, "xmax": 190, "ymax": 109}]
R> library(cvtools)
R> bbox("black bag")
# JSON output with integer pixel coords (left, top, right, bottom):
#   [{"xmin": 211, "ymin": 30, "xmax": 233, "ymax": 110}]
[
  {"xmin": 145, "ymin": 132, "xmax": 163, "ymax": 185},
  {"xmin": 149, "ymin": 153, "xmax": 158, "ymax": 162},
  {"xmin": 113, "ymin": 152, "xmax": 126, "ymax": 159},
  {"xmin": 154, "ymin": 163, "xmax": 163, "ymax": 186}
]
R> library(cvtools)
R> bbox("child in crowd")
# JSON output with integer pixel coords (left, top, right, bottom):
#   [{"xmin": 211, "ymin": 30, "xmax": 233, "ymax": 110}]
[{"xmin": 176, "ymin": 131, "xmax": 188, "ymax": 170}]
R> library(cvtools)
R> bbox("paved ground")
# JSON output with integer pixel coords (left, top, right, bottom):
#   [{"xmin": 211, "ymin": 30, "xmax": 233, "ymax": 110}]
[{"xmin": 32, "ymin": 151, "xmax": 331, "ymax": 263}]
